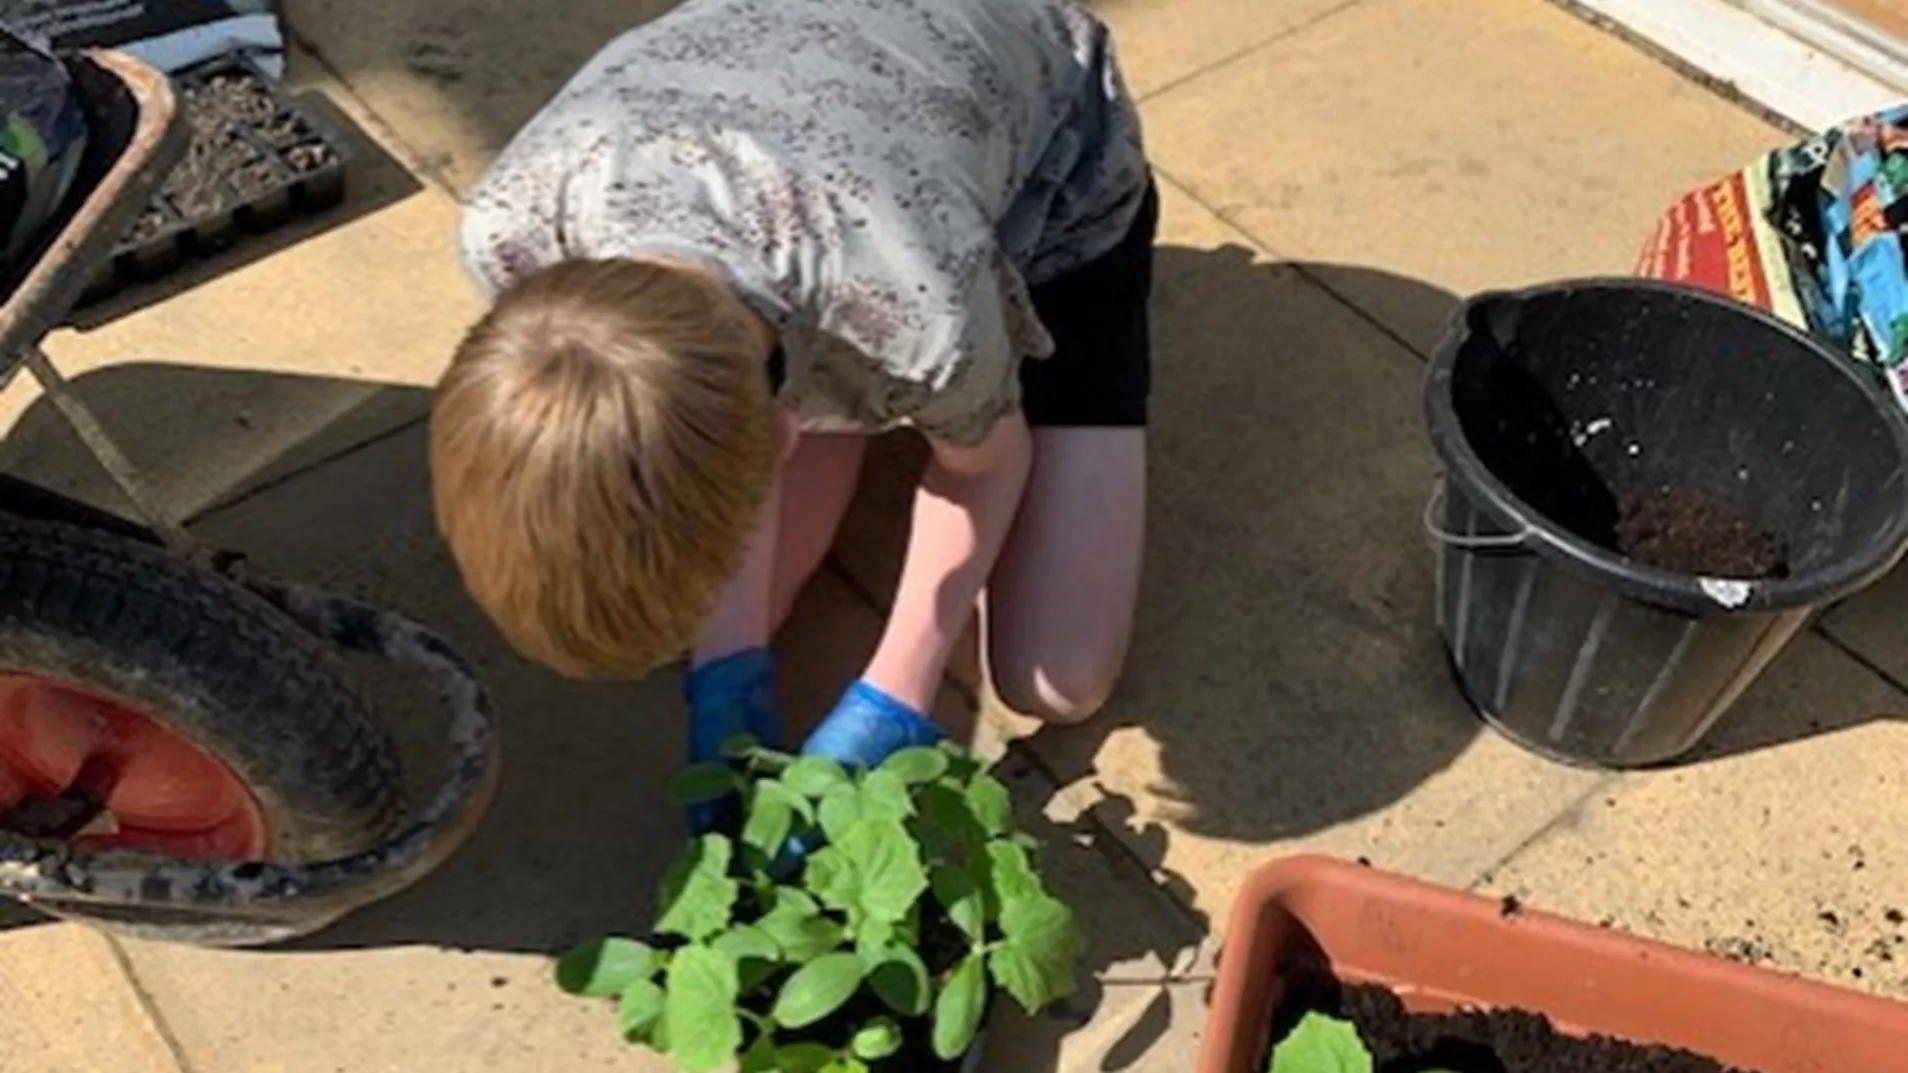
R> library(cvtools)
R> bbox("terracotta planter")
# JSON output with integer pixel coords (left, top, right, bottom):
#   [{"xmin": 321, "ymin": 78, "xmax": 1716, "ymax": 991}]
[{"xmin": 1196, "ymin": 855, "xmax": 1908, "ymax": 1073}]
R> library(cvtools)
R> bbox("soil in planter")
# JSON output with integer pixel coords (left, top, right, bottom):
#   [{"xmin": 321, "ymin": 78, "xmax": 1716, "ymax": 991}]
[
  {"xmin": 1613, "ymin": 485, "xmax": 1786, "ymax": 580},
  {"xmin": 1273, "ymin": 977, "xmax": 1755, "ymax": 1073}
]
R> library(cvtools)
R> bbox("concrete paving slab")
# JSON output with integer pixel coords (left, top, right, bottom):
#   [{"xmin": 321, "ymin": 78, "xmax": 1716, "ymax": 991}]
[
  {"xmin": 1091, "ymin": 0, "xmax": 1361, "ymax": 100},
  {"xmin": 108, "ymin": 425, "xmax": 1206, "ymax": 1072},
  {"xmin": 0, "ymin": 923, "xmax": 186, "ymax": 1073},
  {"xmin": 1821, "ymin": 565, "xmax": 1908, "ymax": 686},
  {"xmin": 0, "ymin": 41, "xmax": 467, "ymax": 529},
  {"xmin": 1137, "ymin": 0, "xmax": 1787, "ymax": 352},
  {"xmin": 284, "ymin": 0, "xmax": 683, "ymax": 195},
  {"xmin": 1482, "ymin": 633, "xmax": 1908, "ymax": 998},
  {"xmin": 828, "ymin": 178, "xmax": 1608, "ymax": 928}
]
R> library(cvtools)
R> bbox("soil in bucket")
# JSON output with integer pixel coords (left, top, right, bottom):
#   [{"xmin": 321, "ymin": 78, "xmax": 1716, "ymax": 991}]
[
  {"xmin": 1270, "ymin": 977, "xmax": 1756, "ymax": 1073},
  {"xmin": 1614, "ymin": 485, "xmax": 1787, "ymax": 580}
]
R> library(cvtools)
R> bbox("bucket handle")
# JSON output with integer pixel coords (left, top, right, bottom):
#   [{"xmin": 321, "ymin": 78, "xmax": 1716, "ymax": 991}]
[{"xmin": 1424, "ymin": 478, "xmax": 1532, "ymax": 550}]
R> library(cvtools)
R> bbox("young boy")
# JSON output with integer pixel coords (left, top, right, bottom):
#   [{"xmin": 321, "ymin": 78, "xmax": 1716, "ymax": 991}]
[{"xmin": 431, "ymin": 0, "xmax": 1155, "ymax": 786}]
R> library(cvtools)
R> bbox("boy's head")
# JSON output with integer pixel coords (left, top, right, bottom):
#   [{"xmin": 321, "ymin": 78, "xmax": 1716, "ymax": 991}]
[{"xmin": 431, "ymin": 257, "xmax": 777, "ymax": 678}]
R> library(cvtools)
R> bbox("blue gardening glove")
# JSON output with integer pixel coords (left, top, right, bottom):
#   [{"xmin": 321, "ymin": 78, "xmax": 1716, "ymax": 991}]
[
  {"xmin": 802, "ymin": 679, "xmax": 944, "ymax": 769},
  {"xmin": 684, "ymin": 647, "xmax": 783, "ymax": 832}
]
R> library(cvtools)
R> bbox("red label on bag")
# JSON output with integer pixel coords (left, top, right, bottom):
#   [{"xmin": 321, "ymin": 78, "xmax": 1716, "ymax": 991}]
[{"xmin": 1636, "ymin": 172, "xmax": 1776, "ymax": 311}]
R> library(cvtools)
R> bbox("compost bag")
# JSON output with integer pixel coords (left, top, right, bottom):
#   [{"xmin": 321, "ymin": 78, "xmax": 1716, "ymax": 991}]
[
  {"xmin": 0, "ymin": 0, "xmax": 283, "ymax": 78},
  {"xmin": 0, "ymin": 23, "xmax": 87, "ymax": 269},
  {"xmin": 1637, "ymin": 104, "xmax": 1908, "ymax": 415}
]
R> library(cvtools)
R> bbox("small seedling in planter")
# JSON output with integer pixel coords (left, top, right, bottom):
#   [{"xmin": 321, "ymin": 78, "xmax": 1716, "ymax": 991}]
[
  {"xmin": 1269, "ymin": 1012, "xmax": 1458, "ymax": 1073},
  {"xmin": 556, "ymin": 739, "xmax": 1082, "ymax": 1072}
]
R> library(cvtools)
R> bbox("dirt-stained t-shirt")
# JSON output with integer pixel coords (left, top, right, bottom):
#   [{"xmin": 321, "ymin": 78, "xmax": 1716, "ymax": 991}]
[{"xmin": 458, "ymin": 0, "xmax": 1148, "ymax": 446}]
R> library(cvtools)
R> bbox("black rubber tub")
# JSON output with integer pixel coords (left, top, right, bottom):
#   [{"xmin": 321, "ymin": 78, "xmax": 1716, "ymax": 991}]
[{"xmin": 1423, "ymin": 277, "xmax": 1908, "ymax": 768}]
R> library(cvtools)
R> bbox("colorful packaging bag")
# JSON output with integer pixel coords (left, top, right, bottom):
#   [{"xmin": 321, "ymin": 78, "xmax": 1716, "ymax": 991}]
[
  {"xmin": 0, "ymin": 22, "xmax": 88, "ymax": 269},
  {"xmin": 1637, "ymin": 104, "xmax": 1908, "ymax": 414}
]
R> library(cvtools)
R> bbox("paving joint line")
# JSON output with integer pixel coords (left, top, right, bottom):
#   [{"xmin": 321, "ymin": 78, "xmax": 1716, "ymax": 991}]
[
  {"xmin": 181, "ymin": 412, "xmax": 428, "ymax": 528},
  {"xmin": 284, "ymin": 25, "xmax": 467, "ymax": 200},
  {"xmin": 1460, "ymin": 771, "xmax": 1627, "ymax": 893},
  {"xmin": 103, "ymin": 934, "xmax": 201, "ymax": 1073},
  {"xmin": 1135, "ymin": 0, "xmax": 1383, "ymax": 105}
]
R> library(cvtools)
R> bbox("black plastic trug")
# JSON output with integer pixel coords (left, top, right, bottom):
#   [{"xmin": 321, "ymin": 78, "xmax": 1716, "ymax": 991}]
[
  {"xmin": 1423, "ymin": 277, "xmax": 1908, "ymax": 769},
  {"xmin": 78, "ymin": 53, "xmax": 350, "ymax": 304}
]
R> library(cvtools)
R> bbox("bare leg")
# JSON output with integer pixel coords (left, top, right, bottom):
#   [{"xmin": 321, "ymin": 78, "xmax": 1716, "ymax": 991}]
[
  {"xmin": 984, "ymin": 427, "xmax": 1147, "ymax": 724},
  {"xmin": 768, "ymin": 433, "xmax": 869, "ymax": 631}
]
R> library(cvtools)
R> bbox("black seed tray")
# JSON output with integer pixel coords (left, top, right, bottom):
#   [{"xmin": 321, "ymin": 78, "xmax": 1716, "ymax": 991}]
[{"xmin": 80, "ymin": 53, "xmax": 352, "ymax": 304}]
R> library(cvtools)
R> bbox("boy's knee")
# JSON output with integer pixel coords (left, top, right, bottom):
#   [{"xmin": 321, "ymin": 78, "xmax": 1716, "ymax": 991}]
[{"xmin": 990, "ymin": 654, "xmax": 1122, "ymax": 726}]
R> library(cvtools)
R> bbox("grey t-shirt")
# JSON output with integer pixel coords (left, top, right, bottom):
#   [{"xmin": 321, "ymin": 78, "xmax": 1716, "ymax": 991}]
[{"xmin": 458, "ymin": 0, "xmax": 1148, "ymax": 445}]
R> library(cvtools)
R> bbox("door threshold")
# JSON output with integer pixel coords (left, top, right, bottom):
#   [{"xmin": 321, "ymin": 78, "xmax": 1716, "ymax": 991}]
[{"xmin": 1557, "ymin": 0, "xmax": 1903, "ymax": 131}]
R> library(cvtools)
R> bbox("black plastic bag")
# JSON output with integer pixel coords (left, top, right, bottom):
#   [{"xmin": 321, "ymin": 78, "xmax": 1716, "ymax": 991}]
[
  {"xmin": 0, "ymin": 23, "xmax": 87, "ymax": 268},
  {"xmin": 0, "ymin": 0, "xmax": 284, "ymax": 78}
]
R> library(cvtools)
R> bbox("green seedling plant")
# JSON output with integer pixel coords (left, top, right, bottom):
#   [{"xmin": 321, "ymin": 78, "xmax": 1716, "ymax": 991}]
[
  {"xmin": 556, "ymin": 738, "xmax": 1082, "ymax": 1073},
  {"xmin": 1269, "ymin": 1012, "xmax": 1459, "ymax": 1073}
]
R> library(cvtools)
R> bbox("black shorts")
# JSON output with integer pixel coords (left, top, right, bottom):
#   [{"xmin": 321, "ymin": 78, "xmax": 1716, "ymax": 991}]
[{"xmin": 1019, "ymin": 179, "xmax": 1160, "ymax": 429}]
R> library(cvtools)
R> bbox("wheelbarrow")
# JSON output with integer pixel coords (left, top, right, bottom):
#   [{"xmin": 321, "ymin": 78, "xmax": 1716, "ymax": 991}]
[{"xmin": 0, "ymin": 49, "xmax": 499, "ymax": 947}]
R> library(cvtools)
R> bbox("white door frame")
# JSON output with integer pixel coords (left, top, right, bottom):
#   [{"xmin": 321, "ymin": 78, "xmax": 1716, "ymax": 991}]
[{"xmin": 1560, "ymin": 0, "xmax": 1905, "ymax": 130}]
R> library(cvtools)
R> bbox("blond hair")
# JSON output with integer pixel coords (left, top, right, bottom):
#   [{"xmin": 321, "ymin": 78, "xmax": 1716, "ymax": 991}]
[{"xmin": 430, "ymin": 258, "xmax": 776, "ymax": 678}]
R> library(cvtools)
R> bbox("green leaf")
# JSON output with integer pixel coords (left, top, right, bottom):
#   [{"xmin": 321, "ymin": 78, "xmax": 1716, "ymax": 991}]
[
  {"xmin": 859, "ymin": 770, "xmax": 915, "ymax": 822},
  {"xmin": 668, "ymin": 763, "xmax": 741, "ymax": 807},
  {"xmin": 916, "ymin": 782, "xmax": 987, "ymax": 862},
  {"xmin": 1269, "ymin": 1013, "xmax": 1373, "ymax": 1073},
  {"xmin": 852, "ymin": 1017, "xmax": 904, "ymax": 1061},
  {"xmin": 712, "ymin": 925, "xmax": 781, "ymax": 965},
  {"xmin": 985, "ymin": 841, "xmax": 1044, "ymax": 907},
  {"xmin": 771, "ymin": 952, "xmax": 867, "ymax": 1029},
  {"xmin": 774, "ymin": 1043, "xmax": 838, "ymax": 1073},
  {"xmin": 740, "ymin": 1035, "xmax": 781, "ymax": 1073},
  {"xmin": 662, "ymin": 945, "xmax": 742, "ymax": 1073},
  {"xmin": 867, "ymin": 944, "xmax": 931, "ymax": 1017},
  {"xmin": 819, "ymin": 783, "xmax": 864, "ymax": 844},
  {"xmin": 758, "ymin": 779, "xmax": 818, "ymax": 823},
  {"xmin": 655, "ymin": 835, "xmax": 741, "ymax": 942},
  {"xmin": 823, "ymin": 1061, "xmax": 871, "ymax": 1073},
  {"xmin": 966, "ymin": 773, "xmax": 1013, "ymax": 836},
  {"xmin": 941, "ymin": 743, "xmax": 983, "ymax": 782},
  {"xmin": 881, "ymin": 747, "xmax": 950, "ymax": 784},
  {"xmin": 805, "ymin": 845, "xmax": 861, "ymax": 916},
  {"xmin": 785, "ymin": 756, "xmax": 850, "ymax": 799},
  {"xmin": 931, "ymin": 952, "xmax": 988, "ymax": 1062},
  {"xmin": 616, "ymin": 978, "xmax": 666, "ymax": 1043},
  {"xmin": 761, "ymin": 895, "xmax": 847, "ymax": 964},
  {"xmin": 989, "ymin": 893, "xmax": 1079, "ymax": 1011},
  {"xmin": 743, "ymin": 794, "xmax": 795, "ymax": 857},
  {"xmin": 554, "ymin": 937, "xmax": 660, "ymax": 997},
  {"xmin": 930, "ymin": 865, "xmax": 987, "ymax": 941},
  {"xmin": 839, "ymin": 818, "xmax": 929, "ymax": 925}
]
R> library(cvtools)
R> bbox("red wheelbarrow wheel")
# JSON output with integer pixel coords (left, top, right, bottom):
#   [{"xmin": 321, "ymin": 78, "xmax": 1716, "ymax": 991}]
[{"xmin": 0, "ymin": 517, "xmax": 402, "ymax": 941}]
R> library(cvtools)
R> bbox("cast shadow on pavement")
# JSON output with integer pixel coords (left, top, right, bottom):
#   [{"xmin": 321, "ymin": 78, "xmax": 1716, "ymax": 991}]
[{"xmin": 0, "ymin": 255, "xmax": 1895, "ymax": 1065}]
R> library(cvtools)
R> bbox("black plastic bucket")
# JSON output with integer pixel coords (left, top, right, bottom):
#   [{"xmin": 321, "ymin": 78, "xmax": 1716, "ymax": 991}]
[{"xmin": 1423, "ymin": 278, "xmax": 1908, "ymax": 768}]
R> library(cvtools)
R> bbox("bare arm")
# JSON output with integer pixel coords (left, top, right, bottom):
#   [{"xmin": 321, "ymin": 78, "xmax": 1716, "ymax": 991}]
[{"xmin": 861, "ymin": 411, "xmax": 1035, "ymax": 711}]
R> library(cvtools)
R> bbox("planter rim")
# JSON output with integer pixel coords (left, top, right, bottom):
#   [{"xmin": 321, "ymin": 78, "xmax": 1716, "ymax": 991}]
[{"xmin": 1196, "ymin": 854, "xmax": 1908, "ymax": 1073}]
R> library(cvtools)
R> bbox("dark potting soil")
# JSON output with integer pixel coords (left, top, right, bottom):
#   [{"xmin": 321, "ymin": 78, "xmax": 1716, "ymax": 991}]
[
  {"xmin": 1613, "ymin": 486, "xmax": 1786, "ymax": 580},
  {"xmin": 1277, "ymin": 981, "xmax": 1756, "ymax": 1073}
]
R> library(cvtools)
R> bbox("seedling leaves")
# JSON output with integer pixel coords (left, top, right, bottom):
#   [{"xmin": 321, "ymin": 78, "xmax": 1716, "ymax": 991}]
[
  {"xmin": 616, "ymin": 978, "xmax": 665, "ymax": 1042},
  {"xmin": 655, "ymin": 835, "xmax": 740, "ymax": 942},
  {"xmin": 881, "ymin": 746, "xmax": 949, "ymax": 784},
  {"xmin": 555, "ymin": 937, "xmax": 659, "ymax": 997},
  {"xmin": 932, "ymin": 951, "xmax": 988, "ymax": 1061},
  {"xmin": 668, "ymin": 763, "xmax": 740, "ymax": 807},
  {"xmin": 991, "ymin": 892, "xmax": 1079, "ymax": 1010},
  {"xmin": 785, "ymin": 756, "xmax": 850, "ymax": 798},
  {"xmin": 930, "ymin": 864, "xmax": 986, "ymax": 941},
  {"xmin": 772, "ymin": 952, "xmax": 867, "ymax": 1029},
  {"xmin": 662, "ymin": 945, "xmax": 741, "ymax": 1073},
  {"xmin": 852, "ymin": 1018, "xmax": 904, "ymax": 1061},
  {"xmin": 867, "ymin": 944, "xmax": 932, "ymax": 1017},
  {"xmin": 966, "ymin": 772, "xmax": 1013, "ymax": 836},
  {"xmin": 1269, "ymin": 1012, "xmax": 1372, "ymax": 1073}
]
